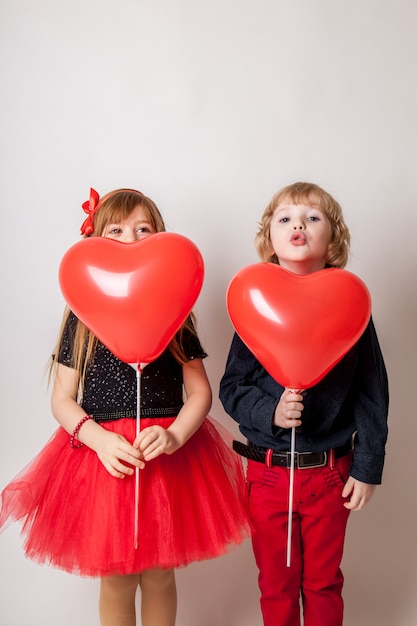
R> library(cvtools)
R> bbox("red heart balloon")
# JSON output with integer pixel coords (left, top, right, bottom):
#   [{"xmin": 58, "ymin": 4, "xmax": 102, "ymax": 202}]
[
  {"xmin": 227, "ymin": 264, "xmax": 371, "ymax": 389},
  {"xmin": 59, "ymin": 233, "xmax": 204, "ymax": 364}
]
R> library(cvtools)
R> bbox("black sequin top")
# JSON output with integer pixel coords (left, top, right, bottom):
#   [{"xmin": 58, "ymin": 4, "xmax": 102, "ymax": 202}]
[{"xmin": 57, "ymin": 312, "xmax": 207, "ymax": 421}]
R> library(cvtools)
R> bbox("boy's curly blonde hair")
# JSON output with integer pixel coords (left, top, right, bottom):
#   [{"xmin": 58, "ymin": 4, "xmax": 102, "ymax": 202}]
[{"xmin": 255, "ymin": 182, "xmax": 350, "ymax": 269}]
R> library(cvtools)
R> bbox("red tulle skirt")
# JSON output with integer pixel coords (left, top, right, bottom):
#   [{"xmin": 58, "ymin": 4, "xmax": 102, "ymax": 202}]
[{"xmin": 0, "ymin": 417, "xmax": 250, "ymax": 577}]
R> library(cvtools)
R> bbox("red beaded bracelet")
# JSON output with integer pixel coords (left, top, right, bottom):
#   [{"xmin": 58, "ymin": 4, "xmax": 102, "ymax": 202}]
[{"xmin": 70, "ymin": 415, "xmax": 92, "ymax": 449}]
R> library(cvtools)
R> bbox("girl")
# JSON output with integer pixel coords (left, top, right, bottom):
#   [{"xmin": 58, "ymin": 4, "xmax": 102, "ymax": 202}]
[
  {"xmin": 0, "ymin": 188, "xmax": 250, "ymax": 626},
  {"xmin": 219, "ymin": 182, "xmax": 389, "ymax": 626}
]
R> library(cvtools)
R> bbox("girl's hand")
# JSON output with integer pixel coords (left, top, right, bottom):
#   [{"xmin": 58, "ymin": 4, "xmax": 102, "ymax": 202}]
[
  {"xmin": 134, "ymin": 426, "xmax": 180, "ymax": 461},
  {"xmin": 51, "ymin": 362, "xmax": 144, "ymax": 478},
  {"xmin": 91, "ymin": 428, "xmax": 145, "ymax": 479},
  {"xmin": 342, "ymin": 477, "xmax": 377, "ymax": 511},
  {"xmin": 134, "ymin": 358, "xmax": 212, "ymax": 461},
  {"xmin": 273, "ymin": 389, "xmax": 304, "ymax": 429}
]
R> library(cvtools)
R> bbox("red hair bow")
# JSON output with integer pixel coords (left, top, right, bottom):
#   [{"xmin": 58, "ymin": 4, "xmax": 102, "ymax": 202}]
[{"xmin": 81, "ymin": 188, "xmax": 100, "ymax": 235}]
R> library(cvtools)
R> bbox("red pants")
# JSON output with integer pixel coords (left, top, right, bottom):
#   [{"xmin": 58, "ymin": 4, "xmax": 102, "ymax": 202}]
[{"xmin": 247, "ymin": 453, "xmax": 352, "ymax": 626}]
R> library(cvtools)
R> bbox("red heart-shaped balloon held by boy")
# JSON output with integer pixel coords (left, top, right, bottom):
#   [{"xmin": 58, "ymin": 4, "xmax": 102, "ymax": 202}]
[
  {"xmin": 59, "ymin": 233, "xmax": 204, "ymax": 364},
  {"xmin": 226, "ymin": 263, "xmax": 371, "ymax": 389}
]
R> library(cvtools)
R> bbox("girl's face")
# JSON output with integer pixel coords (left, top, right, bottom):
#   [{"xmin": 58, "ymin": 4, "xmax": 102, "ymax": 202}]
[
  {"xmin": 269, "ymin": 199, "xmax": 332, "ymax": 275},
  {"xmin": 102, "ymin": 205, "xmax": 156, "ymax": 243}
]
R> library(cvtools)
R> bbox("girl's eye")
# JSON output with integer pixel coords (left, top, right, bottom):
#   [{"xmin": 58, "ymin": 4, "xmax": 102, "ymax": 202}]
[
  {"xmin": 108, "ymin": 227, "xmax": 121, "ymax": 234},
  {"xmin": 136, "ymin": 226, "xmax": 152, "ymax": 234}
]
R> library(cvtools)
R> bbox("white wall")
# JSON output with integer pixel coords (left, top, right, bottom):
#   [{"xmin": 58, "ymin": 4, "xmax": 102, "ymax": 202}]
[{"xmin": 1, "ymin": 1, "xmax": 416, "ymax": 624}]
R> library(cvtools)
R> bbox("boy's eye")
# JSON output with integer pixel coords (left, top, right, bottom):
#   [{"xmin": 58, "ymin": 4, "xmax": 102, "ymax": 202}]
[{"xmin": 279, "ymin": 217, "xmax": 290, "ymax": 223}]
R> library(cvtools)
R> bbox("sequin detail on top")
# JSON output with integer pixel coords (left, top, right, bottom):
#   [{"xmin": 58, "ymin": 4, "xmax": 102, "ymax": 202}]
[{"xmin": 57, "ymin": 312, "xmax": 207, "ymax": 419}]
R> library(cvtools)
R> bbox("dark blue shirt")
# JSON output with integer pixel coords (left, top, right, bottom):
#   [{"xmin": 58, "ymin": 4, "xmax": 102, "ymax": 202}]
[{"xmin": 219, "ymin": 319, "xmax": 389, "ymax": 484}]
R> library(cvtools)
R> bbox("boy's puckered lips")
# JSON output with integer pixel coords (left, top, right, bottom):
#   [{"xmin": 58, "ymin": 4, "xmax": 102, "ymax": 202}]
[{"xmin": 290, "ymin": 232, "xmax": 306, "ymax": 244}]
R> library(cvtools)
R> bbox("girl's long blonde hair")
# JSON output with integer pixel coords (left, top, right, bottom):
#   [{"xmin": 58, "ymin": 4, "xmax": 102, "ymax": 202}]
[
  {"xmin": 50, "ymin": 189, "xmax": 197, "ymax": 390},
  {"xmin": 255, "ymin": 182, "xmax": 351, "ymax": 268}
]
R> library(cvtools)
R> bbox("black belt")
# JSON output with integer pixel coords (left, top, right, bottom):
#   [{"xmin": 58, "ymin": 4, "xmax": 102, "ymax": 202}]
[
  {"xmin": 233, "ymin": 440, "xmax": 353, "ymax": 469},
  {"xmin": 90, "ymin": 407, "xmax": 182, "ymax": 422}
]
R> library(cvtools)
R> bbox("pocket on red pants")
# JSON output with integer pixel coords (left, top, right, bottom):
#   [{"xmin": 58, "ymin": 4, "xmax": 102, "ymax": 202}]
[
  {"xmin": 322, "ymin": 452, "xmax": 353, "ymax": 491},
  {"xmin": 246, "ymin": 459, "xmax": 281, "ymax": 491}
]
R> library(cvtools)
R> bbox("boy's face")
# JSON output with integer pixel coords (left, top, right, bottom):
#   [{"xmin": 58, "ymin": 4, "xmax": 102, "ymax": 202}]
[{"xmin": 269, "ymin": 197, "xmax": 332, "ymax": 275}]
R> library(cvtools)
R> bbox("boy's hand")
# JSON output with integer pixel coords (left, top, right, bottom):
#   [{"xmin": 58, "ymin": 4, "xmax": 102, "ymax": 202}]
[
  {"xmin": 273, "ymin": 389, "xmax": 304, "ymax": 429},
  {"xmin": 342, "ymin": 477, "xmax": 376, "ymax": 510}
]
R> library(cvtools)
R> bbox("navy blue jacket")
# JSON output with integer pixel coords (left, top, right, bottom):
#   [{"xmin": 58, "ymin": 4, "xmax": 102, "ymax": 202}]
[{"xmin": 219, "ymin": 319, "xmax": 389, "ymax": 484}]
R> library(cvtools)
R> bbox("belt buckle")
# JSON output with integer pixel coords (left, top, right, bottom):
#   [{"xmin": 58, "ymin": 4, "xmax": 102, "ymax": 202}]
[{"xmin": 292, "ymin": 451, "xmax": 327, "ymax": 469}]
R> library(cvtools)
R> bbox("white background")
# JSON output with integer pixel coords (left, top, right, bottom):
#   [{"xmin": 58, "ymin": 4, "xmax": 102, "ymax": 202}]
[{"xmin": 1, "ymin": 1, "xmax": 416, "ymax": 624}]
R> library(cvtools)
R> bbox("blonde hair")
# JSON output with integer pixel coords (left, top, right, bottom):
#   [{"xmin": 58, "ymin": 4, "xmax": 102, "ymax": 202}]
[
  {"xmin": 50, "ymin": 188, "xmax": 197, "ymax": 390},
  {"xmin": 255, "ymin": 182, "xmax": 350, "ymax": 268}
]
